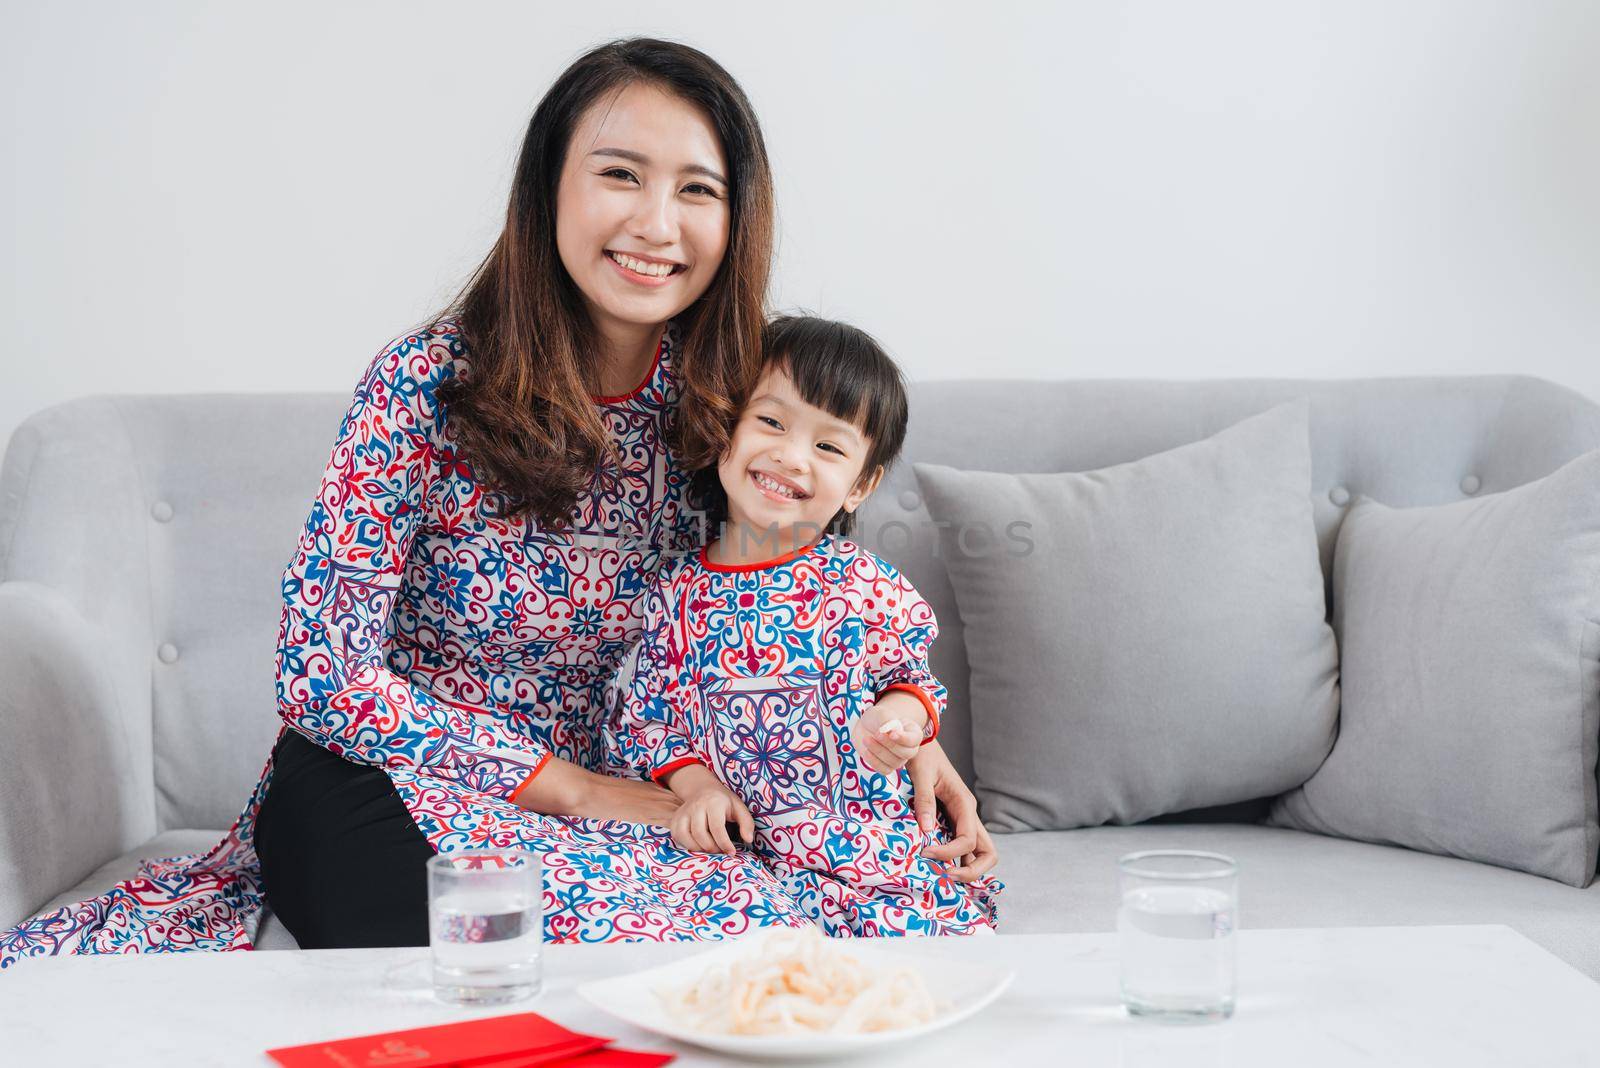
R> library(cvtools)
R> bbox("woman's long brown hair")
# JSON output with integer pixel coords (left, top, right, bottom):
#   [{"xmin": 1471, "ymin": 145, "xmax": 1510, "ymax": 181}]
[{"xmin": 433, "ymin": 38, "xmax": 773, "ymax": 531}]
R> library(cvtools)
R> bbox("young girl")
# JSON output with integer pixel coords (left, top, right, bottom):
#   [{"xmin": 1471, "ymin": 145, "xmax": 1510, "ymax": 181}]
[{"xmin": 606, "ymin": 316, "xmax": 1001, "ymax": 937}]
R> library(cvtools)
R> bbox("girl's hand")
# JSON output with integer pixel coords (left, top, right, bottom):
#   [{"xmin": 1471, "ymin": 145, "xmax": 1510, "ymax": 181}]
[
  {"xmin": 662, "ymin": 764, "xmax": 756, "ymax": 854},
  {"xmin": 854, "ymin": 691, "xmax": 929, "ymax": 775}
]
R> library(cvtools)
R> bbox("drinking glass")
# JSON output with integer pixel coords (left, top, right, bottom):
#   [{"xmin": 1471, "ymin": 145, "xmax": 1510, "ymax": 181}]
[
  {"xmin": 1117, "ymin": 850, "xmax": 1238, "ymax": 1022},
  {"xmin": 428, "ymin": 848, "xmax": 543, "ymax": 1004}
]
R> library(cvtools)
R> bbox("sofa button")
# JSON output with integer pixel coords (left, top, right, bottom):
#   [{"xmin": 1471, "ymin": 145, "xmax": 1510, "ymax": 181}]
[
  {"xmin": 151, "ymin": 501, "xmax": 174, "ymax": 523},
  {"xmin": 1460, "ymin": 474, "xmax": 1481, "ymax": 495},
  {"xmin": 898, "ymin": 489, "xmax": 921, "ymax": 512},
  {"xmin": 1328, "ymin": 485, "xmax": 1351, "ymax": 507},
  {"xmin": 157, "ymin": 643, "xmax": 180, "ymax": 664}
]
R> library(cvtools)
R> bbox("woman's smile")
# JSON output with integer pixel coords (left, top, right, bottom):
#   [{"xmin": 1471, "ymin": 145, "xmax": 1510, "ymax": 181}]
[{"xmin": 604, "ymin": 249, "xmax": 688, "ymax": 287}]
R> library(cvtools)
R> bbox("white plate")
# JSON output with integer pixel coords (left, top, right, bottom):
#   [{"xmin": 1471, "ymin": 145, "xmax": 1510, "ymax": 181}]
[{"xmin": 576, "ymin": 931, "xmax": 1015, "ymax": 1061}]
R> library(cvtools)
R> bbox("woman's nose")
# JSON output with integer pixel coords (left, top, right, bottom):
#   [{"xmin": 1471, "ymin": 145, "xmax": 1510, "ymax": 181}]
[{"xmin": 629, "ymin": 188, "xmax": 679, "ymax": 247}]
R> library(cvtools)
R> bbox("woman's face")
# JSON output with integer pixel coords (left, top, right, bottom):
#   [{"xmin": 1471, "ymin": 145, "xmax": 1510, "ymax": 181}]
[{"xmin": 555, "ymin": 82, "xmax": 731, "ymax": 341}]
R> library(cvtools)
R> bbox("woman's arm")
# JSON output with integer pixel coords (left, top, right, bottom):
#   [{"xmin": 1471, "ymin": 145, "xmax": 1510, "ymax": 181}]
[
  {"xmin": 908, "ymin": 740, "xmax": 999, "ymax": 882},
  {"xmin": 274, "ymin": 330, "xmax": 546, "ymax": 801},
  {"xmin": 512, "ymin": 755, "xmax": 681, "ymax": 825},
  {"xmin": 603, "ymin": 566, "xmax": 706, "ymax": 785},
  {"xmin": 861, "ymin": 558, "xmax": 997, "ymax": 881}
]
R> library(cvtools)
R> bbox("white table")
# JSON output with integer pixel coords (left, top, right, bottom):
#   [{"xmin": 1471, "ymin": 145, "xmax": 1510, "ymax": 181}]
[{"xmin": 4, "ymin": 925, "xmax": 1596, "ymax": 1066}]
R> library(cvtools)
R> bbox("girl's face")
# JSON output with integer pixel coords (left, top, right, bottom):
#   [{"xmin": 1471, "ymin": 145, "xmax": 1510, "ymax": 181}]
[
  {"xmin": 555, "ymin": 82, "xmax": 731, "ymax": 342},
  {"xmin": 717, "ymin": 363, "xmax": 883, "ymax": 542}
]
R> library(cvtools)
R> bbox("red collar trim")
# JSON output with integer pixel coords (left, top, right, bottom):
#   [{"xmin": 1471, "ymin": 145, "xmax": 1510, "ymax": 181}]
[{"xmin": 699, "ymin": 535, "xmax": 828, "ymax": 573}]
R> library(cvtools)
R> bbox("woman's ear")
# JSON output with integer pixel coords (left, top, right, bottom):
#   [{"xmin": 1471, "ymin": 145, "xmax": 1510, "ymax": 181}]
[{"xmin": 842, "ymin": 464, "xmax": 885, "ymax": 514}]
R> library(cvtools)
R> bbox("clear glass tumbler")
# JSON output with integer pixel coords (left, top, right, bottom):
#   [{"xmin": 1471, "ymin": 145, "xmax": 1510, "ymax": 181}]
[
  {"xmin": 1117, "ymin": 850, "xmax": 1238, "ymax": 1022},
  {"xmin": 428, "ymin": 848, "xmax": 543, "ymax": 1004}
]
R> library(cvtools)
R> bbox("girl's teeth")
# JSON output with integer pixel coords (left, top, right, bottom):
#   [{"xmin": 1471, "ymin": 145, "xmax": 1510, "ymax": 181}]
[
  {"xmin": 755, "ymin": 472, "xmax": 802, "ymax": 499},
  {"xmin": 610, "ymin": 252, "xmax": 674, "ymax": 278}
]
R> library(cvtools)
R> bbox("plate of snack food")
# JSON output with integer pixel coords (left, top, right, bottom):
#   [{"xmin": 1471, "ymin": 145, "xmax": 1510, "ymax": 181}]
[{"xmin": 575, "ymin": 925, "xmax": 1014, "ymax": 1059}]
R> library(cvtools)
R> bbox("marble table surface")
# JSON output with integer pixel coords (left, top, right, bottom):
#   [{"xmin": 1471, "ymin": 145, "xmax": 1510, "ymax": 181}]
[{"xmin": 3, "ymin": 924, "xmax": 1596, "ymax": 1066}]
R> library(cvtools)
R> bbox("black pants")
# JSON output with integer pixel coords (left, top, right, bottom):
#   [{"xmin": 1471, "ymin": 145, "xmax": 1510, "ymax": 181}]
[{"xmin": 255, "ymin": 729, "xmax": 435, "ymax": 948}]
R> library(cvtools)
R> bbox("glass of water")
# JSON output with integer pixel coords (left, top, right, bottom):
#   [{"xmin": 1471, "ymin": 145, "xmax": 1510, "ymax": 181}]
[
  {"xmin": 1117, "ymin": 849, "xmax": 1238, "ymax": 1022},
  {"xmin": 428, "ymin": 848, "xmax": 543, "ymax": 1005}
]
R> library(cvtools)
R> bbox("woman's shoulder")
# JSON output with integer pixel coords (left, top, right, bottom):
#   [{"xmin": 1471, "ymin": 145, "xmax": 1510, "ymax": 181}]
[
  {"xmin": 368, "ymin": 317, "xmax": 470, "ymax": 382},
  {"xmin": 347, "ymin": 318, "xmax": 471, "ymax": 424}
]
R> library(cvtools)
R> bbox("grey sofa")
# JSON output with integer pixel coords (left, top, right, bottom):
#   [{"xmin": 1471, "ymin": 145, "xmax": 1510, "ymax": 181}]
[{"xmin": 3, "ymin": 377, "xmax": 1599, "ymax": 976}]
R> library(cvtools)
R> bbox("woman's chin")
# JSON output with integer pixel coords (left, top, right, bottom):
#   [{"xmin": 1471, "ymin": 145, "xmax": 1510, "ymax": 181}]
[{"xmin": 592, "ymin": 277, "xmax": 708, "ymax": 325}]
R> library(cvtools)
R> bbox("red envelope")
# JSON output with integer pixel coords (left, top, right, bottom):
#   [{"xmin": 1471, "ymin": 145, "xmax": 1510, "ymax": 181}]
[
  {"xmin": 499, "ymin": 1050, "xmax": 675, "ymax": 1068},
  {"xmin": 265, "ymin": 1012, "xmax": 608, "ymax": 1067}
]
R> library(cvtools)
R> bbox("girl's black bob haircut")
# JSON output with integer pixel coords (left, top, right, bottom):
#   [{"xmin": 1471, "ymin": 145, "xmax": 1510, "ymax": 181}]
[{"xmin": 691, "ymin": 314, "xmax": 910, "ymax": 540}]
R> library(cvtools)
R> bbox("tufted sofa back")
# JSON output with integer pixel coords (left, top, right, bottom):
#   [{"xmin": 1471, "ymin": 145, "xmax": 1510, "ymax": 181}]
[
  {"xmin": 855, "ymin": 376, "xmax": 1600, "ymax": 789},
  {"xmin": 3, "ymin": 377, "xmax": 1598, "ymax": 830},
  {"xmin": 0, "ymin": 393, "xmax": 350, "ymax": 830}
]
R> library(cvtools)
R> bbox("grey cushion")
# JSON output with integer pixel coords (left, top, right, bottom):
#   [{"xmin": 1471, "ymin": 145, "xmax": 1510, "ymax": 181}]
[
  {"xmin": 914, "ymin": 402, "xmax": 1340, "ymax": 833},
  {"xmin": 992, "ymin": 823, "xmax": 1600, "ymax": 980},
  {"xmin": 1268, "ymin": 450, "xmax": 1600, "ymax": 888}
]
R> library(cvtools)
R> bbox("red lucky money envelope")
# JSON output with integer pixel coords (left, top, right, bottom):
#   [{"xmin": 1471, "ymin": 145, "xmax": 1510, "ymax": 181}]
[{"xmin": 265, "ymin": 1012, "xmax": 608, "ymax": 1067}]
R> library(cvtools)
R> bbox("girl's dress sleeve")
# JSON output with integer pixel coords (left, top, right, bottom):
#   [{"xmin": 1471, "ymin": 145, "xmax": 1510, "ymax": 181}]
[
  {"xmin": 864, "ymin": 562, "xmax": 947, "ymax": 744},
  {"xmin": 607, "ymin": 565, "xmax": 703, "ymax": 783},
  {"xmin": 273, "ymin": 333, "xmax": 549, "ymax": 801}
]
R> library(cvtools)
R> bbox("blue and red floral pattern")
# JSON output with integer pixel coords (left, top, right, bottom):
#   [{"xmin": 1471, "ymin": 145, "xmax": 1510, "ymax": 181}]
[
  {"xmin": 607, "ymin": 535, "xmax": 1002, "ymax": 937},
  {"xmin": 1, "ymin": 319, "xmax": 823, "ymax": 967}
]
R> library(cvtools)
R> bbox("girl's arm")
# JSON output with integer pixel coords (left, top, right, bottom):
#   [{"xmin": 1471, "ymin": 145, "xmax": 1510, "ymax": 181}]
[
  {"xmin": 862, "ymin": 564, "xmax": 945, "ymax": 744},
  {"xmin": 854, "ymin": 562, "xmax": 947, "ymax": 773},
  {"xmin": 274, "ymin": 330, "xmax": 547, "ymax": 801}
]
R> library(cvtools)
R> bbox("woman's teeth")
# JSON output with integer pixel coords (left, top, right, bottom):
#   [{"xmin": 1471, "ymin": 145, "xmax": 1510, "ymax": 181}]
[
  {"xmin": 607, "ymin": 251, "xmax": 678, "ymax": 278},
  {"xmin": 753, "ymin": 471, "xmax": 805, "ymax": 500}
]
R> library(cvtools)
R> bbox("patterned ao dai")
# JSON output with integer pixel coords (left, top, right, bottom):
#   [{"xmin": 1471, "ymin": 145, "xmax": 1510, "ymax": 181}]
[
  {"xmin": 607, "ymin": 534, "xmax": 1002, "ymax": 936},
  {"xmin": 1, "ymin": 320, "xmax": 819, "ymax": 965}
]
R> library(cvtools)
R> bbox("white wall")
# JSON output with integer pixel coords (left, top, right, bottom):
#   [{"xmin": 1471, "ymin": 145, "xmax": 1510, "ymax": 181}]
[{"xmin": 5, "ymin": 0, "xmax": 1598, "ymax": 447}]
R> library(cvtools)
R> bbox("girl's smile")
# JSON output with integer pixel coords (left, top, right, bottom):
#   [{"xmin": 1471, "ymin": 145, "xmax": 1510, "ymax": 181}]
[{"xmin": 749, "ymin": 468, "xmax": 810, "ymax": 502}]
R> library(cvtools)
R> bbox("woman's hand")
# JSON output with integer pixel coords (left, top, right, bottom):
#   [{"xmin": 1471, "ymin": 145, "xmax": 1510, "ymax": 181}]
[
  {"xmin": 511, "ymin": 756, "xmax": 682, "ymax": 826},
  {"xmin": 907, "ymin": 740, "xmax": 999, "ymax": 883},
  {"xmin": 661, "ymin": 763, "xmax": 756, "ymax": 855}
]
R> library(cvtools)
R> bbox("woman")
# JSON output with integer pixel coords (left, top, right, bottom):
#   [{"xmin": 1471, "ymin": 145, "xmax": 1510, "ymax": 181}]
[{"xmin": 0, "ymin": 38, "xmax": 995, "ymax": 962}]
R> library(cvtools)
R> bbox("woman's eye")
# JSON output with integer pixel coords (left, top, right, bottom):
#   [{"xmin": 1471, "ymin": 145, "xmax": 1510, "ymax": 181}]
[
  {"xmin": 602, "ymin": 168, "xmax": 639, "ymax": 183},
  {"xmin": 683, "ymin": 182, "xmax": 721, "ymax": 198}
]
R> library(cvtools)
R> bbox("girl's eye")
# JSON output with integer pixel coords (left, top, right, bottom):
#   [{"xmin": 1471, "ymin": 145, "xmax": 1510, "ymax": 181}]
[
  {"xmin": 818, "ymin": 443, "xmax": 844, "ymax": 456},
  {"xmin": 602, "ymin": 168, "xmax": 639, "ymax": 183},
  {"xmin": 756, "ymin": 416, "xmax": 782, "ymax": 429}
]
